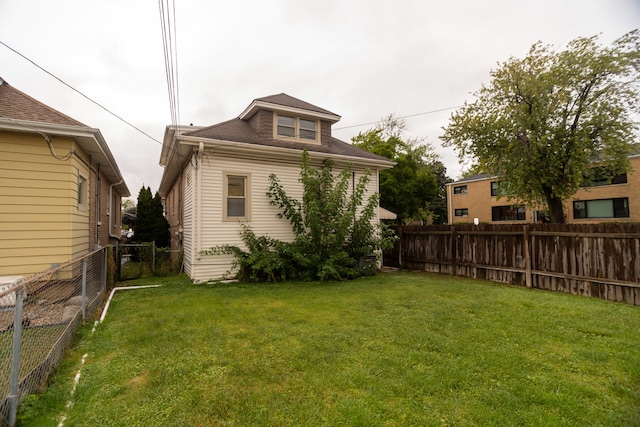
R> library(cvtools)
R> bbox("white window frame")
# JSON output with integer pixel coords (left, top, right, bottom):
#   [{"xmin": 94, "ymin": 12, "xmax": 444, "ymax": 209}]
[
  {"xmin": 77, "ymin": 173, "xmax": 88, "ymax": 211},
  {"xmin": 223, "ymin": 173, "xmax": 251, "ymax": 221},
  {"xmin": 274, "ymin": 113, "xmax": 319, "ymax": 143}
]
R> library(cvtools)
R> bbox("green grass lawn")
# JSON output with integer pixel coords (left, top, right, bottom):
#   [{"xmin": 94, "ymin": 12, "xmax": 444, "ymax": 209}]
[{"xmin": 17, "ymin": 272, "xmax": 640, "ymax": 426}]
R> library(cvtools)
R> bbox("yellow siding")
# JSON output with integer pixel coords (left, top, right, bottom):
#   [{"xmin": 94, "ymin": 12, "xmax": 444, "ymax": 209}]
[{"xmin": 0, "ymin": 132, "xmax": 90, "ymax": 277}]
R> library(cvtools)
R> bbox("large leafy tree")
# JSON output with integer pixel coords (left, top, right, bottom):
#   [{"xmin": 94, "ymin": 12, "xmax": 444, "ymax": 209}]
[
  {"xmin": 442, "ymin": 31, "xmax": 639, "ymax": 223},
  {"xmin": 352, "ymin": 115, "xmax": 450, "ymax": 224},
  {"xmin": 133, "ymin": 186, "xmax": 170, "ymax": 247}
]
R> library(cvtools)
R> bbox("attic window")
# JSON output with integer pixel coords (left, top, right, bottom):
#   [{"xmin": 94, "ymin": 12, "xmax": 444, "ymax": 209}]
[{"xmin": 275, "ymin": 114, "xmax": 318, "ymax": 142}]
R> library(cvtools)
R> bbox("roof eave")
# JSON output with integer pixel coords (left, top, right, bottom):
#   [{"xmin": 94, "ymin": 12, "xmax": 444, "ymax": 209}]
[
  {"xmin": 179, "ymin": 134, "xmax": 395, "ymax": 169},
  {"xmin": 238, "ymin": 100, "xmax": 341, "ymax": 123},
  {"xmin": 0, "ymin": 117, "xmax": 130, "ymax": 197}
]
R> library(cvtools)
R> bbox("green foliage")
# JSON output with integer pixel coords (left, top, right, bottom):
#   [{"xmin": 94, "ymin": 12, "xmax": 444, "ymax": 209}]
[
  {"xmin": 202, "ymin": 151, "xmax": 396, "ymax": 281},
  {"xmin": 267, "ymin": 151, "xmax": 396, "ymax": 280},
  {"xmin": 133, "ymin": 186, "xmax": 170, "ymax": 247},
  {"xmin": 202, "ymin": 224, "xmax": 297, "ymax": 282},
  {"xmin": 352, "ymin": 114, "xmax": 451, "ymax": 224},
  {"xmin": 442, "ymin": 30, "xmax": 640, "ymax": 223}
]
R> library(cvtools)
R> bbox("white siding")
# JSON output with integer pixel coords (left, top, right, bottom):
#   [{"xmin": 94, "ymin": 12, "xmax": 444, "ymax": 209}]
[
  {"xmin": 188, "ymin": 149, "xmax": 382, "ymax": 282},
  {"xmin": 182, "ymin": 159, "xmax": 194, "ymax": 277}
]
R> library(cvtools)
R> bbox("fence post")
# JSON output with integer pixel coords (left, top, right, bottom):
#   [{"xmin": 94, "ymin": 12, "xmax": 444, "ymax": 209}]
[
  {"xmin": 397, "ymin": 227, "xmax": 403, "ymax": 268},
  {"xmin": 152, "ymin": 241, "xmax": 156, "ymax": 274},
  {"xmin": 450, "ymin": 226, "xmax": 457, "ymax": 276},
  {"xmin": 8, "ymin": 287, "xmax": 25, "ymax": 427},
  {"xmin": 115, "ymin": 243, "xmax": 121, "ymax": 282},
  {"xmin": 103, "ymin": 247, "xmax": 109, "ymax": 293},
  {"xmin": 523, "ymin": 225, "xmax": 533, "ymax": 288},
  {"xmin": 81, "ymin": 259, "xmax": 87, "ymax": 321}
]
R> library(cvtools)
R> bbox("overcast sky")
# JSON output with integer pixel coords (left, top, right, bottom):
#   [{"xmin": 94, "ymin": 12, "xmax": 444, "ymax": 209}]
[{"xmin": 1, "ymin": 0, "xmax": 638, "ymax": 199}]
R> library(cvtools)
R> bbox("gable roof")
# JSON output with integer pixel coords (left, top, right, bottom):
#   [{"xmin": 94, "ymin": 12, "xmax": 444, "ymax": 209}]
[{"xmin": 0, "ymin": 77, "xmax": 86, "ymax": 126}]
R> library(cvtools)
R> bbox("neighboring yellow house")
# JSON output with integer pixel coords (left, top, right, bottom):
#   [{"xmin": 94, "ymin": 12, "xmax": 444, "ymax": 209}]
[
  {"xmin": 446, "ymin": 153, "xmax": 640, "ymax": 224},
  {"xmin": 0, "ymin": 77, "xmax": 130, "ymax": 278}
]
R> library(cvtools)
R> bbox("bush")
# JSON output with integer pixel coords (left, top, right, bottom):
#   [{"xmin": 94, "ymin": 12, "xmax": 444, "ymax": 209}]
[{"xmin": 202, "ymin": 151, "xmax": 397, "ymax": 282}]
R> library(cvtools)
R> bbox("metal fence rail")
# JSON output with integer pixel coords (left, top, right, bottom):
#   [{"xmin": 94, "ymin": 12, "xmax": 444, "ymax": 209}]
[{"xmin": 0, "ymin": 247, "xmax": 111, "ymax": 426}]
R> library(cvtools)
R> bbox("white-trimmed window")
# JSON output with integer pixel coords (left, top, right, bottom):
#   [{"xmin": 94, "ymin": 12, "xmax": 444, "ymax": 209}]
[
  {"xmin": 224, "ymin": 173, "xmax": 250, "ymax": 221},
  {"xmin": 78, "ymin": 174, "xmax": 87, "ymax": 210},
  {"xmin": 275, "ymin": 114, "xmax": 318, "ymax": 142}
]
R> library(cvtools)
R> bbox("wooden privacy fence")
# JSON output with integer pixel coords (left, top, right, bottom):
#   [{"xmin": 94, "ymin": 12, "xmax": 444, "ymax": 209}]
[{"xmin": 383, "ymin": 223, "xmax": 640, "ymax": 305}]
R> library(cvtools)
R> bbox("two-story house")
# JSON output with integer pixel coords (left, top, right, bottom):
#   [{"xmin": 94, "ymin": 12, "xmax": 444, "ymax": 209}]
[{"xmin": 159, "ymin": 94, "xmax": 395, "ymax": 282}]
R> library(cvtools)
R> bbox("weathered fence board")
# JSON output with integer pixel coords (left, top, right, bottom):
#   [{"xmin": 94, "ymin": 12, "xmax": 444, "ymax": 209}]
[{"xmin": 383, "ymin": 223, "xmax": 640, "ymax": 305}]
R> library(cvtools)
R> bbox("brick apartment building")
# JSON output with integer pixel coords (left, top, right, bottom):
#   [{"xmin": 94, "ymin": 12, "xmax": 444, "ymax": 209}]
[{"xmin": 446, "ymin": 153, "xmax": 640, "ymax": 224}]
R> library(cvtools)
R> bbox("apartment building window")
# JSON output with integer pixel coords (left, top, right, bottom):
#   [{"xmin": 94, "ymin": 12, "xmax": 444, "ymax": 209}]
[
  {"xmin": 573, "ymin": 198, "xmax": 629, "ymax": 219},
  {"xmin": 455, "ymin": 208, "xmax": 469, "ymax": 217},
  {"xmin": 453, "ymin": 185, "xmax": 467, "ymax": 194},
  {"xmin": 492, "ymin": 205, "xmax": 525, "ymax": 221},
  {"xmin": 583, "ymin": 168, "xmax": 628, "ymax": 187},
  {"xmin": 276, "ymin": 115, "xmax": 318, "ymax": 141},
  {"xmin": 490, "ymin": 181, "xmax": 499, "ymax": 197},
  {"xmin": 224, "ymin": 173, "xmax": 251, "ymax": 221}
]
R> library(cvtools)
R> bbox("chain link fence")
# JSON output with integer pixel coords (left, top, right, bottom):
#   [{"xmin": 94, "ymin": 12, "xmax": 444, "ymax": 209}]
[
  {"xmin": 116, "ymin": 242, "xmax": 181, "ymax": 280},
  {"xmin": 0, "ymin": 247, "xmax": 112, "ymax": 426}
]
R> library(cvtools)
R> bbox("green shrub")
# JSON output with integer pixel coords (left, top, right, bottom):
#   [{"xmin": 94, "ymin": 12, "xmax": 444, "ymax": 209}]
[{"xmin": 202, "ymin": 151, "xmax": 396, "ymax": 281}]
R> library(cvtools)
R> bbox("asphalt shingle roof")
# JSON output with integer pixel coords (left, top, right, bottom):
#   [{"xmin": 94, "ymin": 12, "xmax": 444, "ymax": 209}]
[
  {"xmin": 0, "ymin": 77, "xmax": 86, "ymax": 127},
  {"xmin": 185, "ymin": 94, "xmax": 391, "ymax": 163},
  {"xmin": 253, "ymin": 93, "xmax": 339, "ymax": 117}
]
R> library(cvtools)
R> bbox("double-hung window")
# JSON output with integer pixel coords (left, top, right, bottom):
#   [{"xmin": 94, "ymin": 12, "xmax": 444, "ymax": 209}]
[
  {"xmin": 224, "ymin": 174, "xmax": 250, "ymax": 221},
  {"xmin": 77, "ymin": 174, "xmax": 87, "ymax": 210},
  {"xmin": 276, "ymin": 114, "xmax": 318, "ymax": 142}
]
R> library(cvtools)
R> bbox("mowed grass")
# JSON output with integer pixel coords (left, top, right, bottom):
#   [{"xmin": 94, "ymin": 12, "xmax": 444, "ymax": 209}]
[{"xmin": 19, "ymin": 272, "xmax": 640, "ymax": 426}]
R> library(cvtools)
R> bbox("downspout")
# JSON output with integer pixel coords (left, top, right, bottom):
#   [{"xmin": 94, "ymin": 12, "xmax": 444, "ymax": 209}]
[
  {"xmin": 195, "ymin": 142, "xmax": 204, "ymax": 260},
  {"xmin": 447, "ymin": 184, "xmax": 453, "ymax": 224},
  {"xmin": 108, "ymin": 180, "xmax": 124, "ymax": 240},
  {"xmin": 95, "ymin": 163, "xmax": 101, "ymax": 249}
]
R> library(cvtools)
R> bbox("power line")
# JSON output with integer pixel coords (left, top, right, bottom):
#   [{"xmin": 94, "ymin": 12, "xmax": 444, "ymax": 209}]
[
  {"xmin": 0, "ymin": 40, "xmax": 162, "ymax": 145},
  {"xmin": 158, "ymin": 0, "xmax": 180, "ymax": 128},
  {"xmin": 334, "ymin": 105, "xmax": 463, "ymax": 131}
]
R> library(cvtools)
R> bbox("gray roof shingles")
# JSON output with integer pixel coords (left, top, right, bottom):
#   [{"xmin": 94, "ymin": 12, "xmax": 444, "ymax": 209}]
[
  {"xmin": 185, "ymin": 94, "xmax": 390, "ymax": 163},
  {"xmin": 0, "ymin": 77, "xmax": 86, "ymax": 127}
]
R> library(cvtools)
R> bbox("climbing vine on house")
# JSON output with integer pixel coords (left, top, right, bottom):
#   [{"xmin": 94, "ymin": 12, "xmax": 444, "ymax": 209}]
[{"xmin": 202, "ymin": 151, "xmax": 396, "ymax": 282}]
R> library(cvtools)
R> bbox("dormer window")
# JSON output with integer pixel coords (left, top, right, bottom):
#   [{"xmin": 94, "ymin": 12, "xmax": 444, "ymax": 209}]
[
  {"xmin": 277, "ymin": 115, "xmax": 296, "ymax": 137},
  {"xmin": 275, "ymin": 114, "xmax": 318, "ymax": 142}
]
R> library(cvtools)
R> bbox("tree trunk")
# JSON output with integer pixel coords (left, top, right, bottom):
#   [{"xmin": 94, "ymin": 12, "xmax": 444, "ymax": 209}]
[{"xmin": 547, "ymin": 196, "xmax": 566, "ymax": 223}]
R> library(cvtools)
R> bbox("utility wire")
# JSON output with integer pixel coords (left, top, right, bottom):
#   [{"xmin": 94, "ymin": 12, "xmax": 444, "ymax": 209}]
[
  {"xmin": 158, "ymin": 0, "xmax": 180, "ymax": 127},
  {"xmin": 0, "ymin": 40, "xmax": 162, "ymax": 144},
  {"xmin": 334, "ymin": 106, "xmax": 463, "ymax": 131},
  {"xmin": 2, "ymin": 39, "xmax": 462, "ymax": 145}
]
